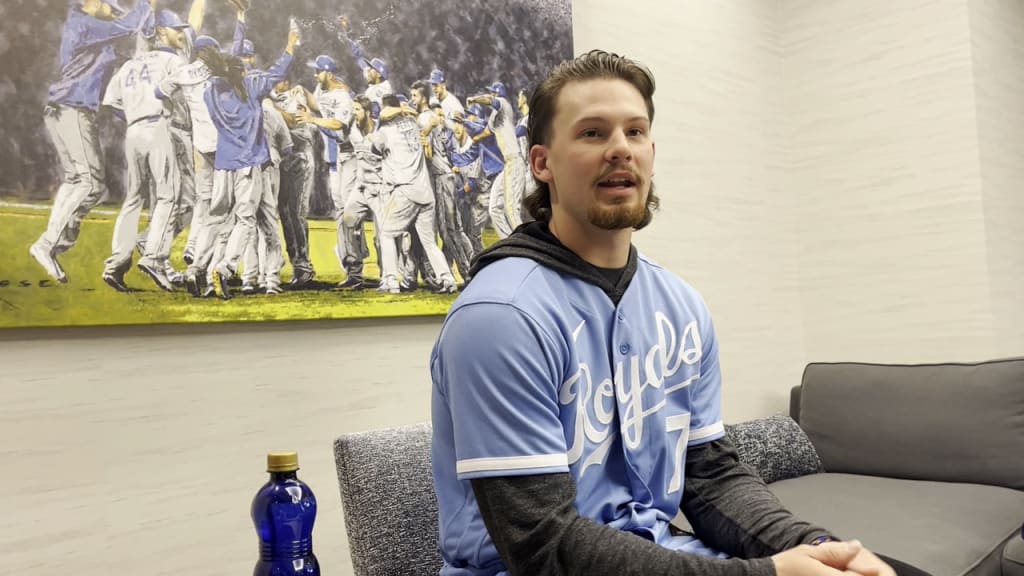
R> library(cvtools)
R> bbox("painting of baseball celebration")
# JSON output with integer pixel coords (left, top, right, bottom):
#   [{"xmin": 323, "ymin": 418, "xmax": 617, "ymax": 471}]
[{"xmin": 0, "ymin": 0, "xmax": 573, "ymax": 328}]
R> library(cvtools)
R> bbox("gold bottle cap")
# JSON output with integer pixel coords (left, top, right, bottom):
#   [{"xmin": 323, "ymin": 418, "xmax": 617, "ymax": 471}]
[{"xmin": 266, "ymin": 452, "xmax": 300, "ymax": 473}]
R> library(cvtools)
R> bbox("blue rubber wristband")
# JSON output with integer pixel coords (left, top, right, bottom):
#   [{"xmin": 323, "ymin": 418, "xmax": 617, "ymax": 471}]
[{"xmin": 809, "ymin": 535, "xmax": 840, "ymax": 546}]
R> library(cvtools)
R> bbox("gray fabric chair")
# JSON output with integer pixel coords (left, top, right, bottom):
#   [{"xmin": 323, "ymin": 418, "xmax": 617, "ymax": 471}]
[{"xmin": 333, "ymin": 423, "xmax": 442, "ymax": 576}]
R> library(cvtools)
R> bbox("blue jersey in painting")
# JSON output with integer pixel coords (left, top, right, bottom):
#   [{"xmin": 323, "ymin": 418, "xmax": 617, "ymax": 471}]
[{"xmin": 48, "ymin": 1, "xmax": 153, "ymax": 111}]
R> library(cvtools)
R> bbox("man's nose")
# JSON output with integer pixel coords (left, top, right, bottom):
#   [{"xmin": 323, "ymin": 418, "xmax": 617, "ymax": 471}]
[{"xmin": 605, "ymin": 130, "xmax": 633, "ymax": 163}]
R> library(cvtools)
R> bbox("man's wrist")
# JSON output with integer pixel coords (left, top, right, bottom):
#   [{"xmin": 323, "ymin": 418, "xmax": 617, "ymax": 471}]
[{"xmin": 808, "ymin": 535, "xmax": 840, "ymax": 546}]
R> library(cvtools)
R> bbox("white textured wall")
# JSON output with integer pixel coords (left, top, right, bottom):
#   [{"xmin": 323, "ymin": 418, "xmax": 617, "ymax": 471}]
[
  {"xmin": 783, "ymin": 0, "xmax": 998, "ymax": 363},
  {"xmin": 968, "ymin": 0, "xmax": 1024, "ymax": 357},
  {"xmin": 2, "ymin": 1, "xmax": 1020, "ymax": 575},
  {"xmin": 0, "ymin": 319, "xmax": 442, "ymax": 576}
]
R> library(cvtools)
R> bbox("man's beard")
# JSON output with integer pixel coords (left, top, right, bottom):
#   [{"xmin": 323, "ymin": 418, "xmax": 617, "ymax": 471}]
[{"xmin": 588, "ymin": 182, "xmax": 655, "ymax": 230}]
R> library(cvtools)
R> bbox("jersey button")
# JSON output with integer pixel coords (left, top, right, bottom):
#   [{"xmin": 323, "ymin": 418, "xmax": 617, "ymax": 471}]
[{"xmin": 619, "ymin": 344, "xmax": 630, "ymax": 355}]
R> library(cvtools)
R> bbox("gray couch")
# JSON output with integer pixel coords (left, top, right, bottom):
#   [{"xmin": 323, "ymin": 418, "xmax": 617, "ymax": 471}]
[
  {"xmin": 333, "ymin": 359, "xmax": 1024, "ymax": 576},
  {"xmin": 732, "ymin": 359, "xmax": 1024, "ymax": 576}
]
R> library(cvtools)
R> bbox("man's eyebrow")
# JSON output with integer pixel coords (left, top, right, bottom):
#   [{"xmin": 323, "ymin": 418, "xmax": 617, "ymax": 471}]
[{"xmin": 572, "ymin": 116, "xmax": 650, "ymax": 125}]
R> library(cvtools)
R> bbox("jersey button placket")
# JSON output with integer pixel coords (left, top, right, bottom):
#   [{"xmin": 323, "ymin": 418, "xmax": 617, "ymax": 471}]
[{"xmin": 614, "ymin": 313, "xmax": 630, "ymax": 355}]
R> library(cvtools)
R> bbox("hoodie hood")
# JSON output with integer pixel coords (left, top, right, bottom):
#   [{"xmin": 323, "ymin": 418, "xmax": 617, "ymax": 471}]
[{"xmin": 469, "ymin": 220, "xmax": 637, "ymax": 304}]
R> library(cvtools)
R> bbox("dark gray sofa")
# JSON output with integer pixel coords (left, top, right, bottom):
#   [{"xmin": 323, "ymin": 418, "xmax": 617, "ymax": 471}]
[
  {"xmin": 333, "ymin": 359, "xmax": 1024, "ymax": 576},
  {"xmin": 761, "ymin": 359, "xmax": 1024, "ymax": 576}
]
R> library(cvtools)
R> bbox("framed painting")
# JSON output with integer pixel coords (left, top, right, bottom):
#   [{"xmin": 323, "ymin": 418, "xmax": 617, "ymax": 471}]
[{"xmin": 0, "ymin": 0, "xmax": 573, "ymax": 328}]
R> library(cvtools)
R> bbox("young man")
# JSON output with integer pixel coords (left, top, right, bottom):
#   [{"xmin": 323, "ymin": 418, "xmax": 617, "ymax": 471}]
[{"xmin": 430, "ymin": 50, "xmax": 929, "ymax": 576}]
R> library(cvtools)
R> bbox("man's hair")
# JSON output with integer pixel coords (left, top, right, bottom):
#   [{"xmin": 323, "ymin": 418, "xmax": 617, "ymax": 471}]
[
  {"xmin": 523, "ymin": 49, "xmax": 659, "ymax": 229},
  {"xmin": 381, "ymin": 94, "xmax": 401, "ymax": 108},
  {"xmin": 353, "ymin": 94, "xmax": 374, "ymax": 133},
  {"xmin": 410, "ymin": 80, "xmax": 429, "ymax": 101},
  {"xmin": 198, "ymin": 47, "xmax": 248, "ymax": 100}
]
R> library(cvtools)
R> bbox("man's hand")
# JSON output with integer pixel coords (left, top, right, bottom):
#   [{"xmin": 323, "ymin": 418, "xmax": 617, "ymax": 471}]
[
  {"xmin": 294, "ymin": 109, "xmax": 314, "ymax": 125},
  {"xmin": 772, "ymin": 540, "xmax": 867, "ymax": 575},
  {"xmin": 286, "ymin": 29, "xmax": 300, "ymax": 54},
  {"xmin": 844, "ymin": 547, "xmax": 897, "ymax": 576}
]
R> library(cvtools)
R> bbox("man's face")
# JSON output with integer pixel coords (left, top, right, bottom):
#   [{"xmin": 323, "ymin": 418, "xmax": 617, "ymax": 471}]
[
  {"xmin": 432, "ymin": 83, "xmax": 446, "ymax": 100},
  {"xmin": 410, "ymin": 88, "xmax": 427, "ymax": 110},
  {"xmin": 532, "ymin": 78, "xmax": 655, "ymax": 231},
  {"xmin": 453, "ymin": 122, "xmax": 466, "ymax": 141},
  {"xmin": 316, "ymin": 70, "xmax": 330, "ymax": 89},
  {"xmin": 518, "ymin": 91, "xmax": 528, "ymax": 111},
  {"xmin": 364, "ymin": 68, "xmax": 381, "ymax": 84},
  {"xmin": 274, "ymin": 79, "xmax": 290, "ymax": 93},
  {"xmin": 159, "ymin": 27, "xmax": 186, "ymax": 50},
  {"xmin": 353, "ymin": 101, "xmax": 366, "ymax": 123}
]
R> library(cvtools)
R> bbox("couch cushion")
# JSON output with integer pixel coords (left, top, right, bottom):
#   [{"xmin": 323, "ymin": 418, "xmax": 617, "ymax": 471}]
[
  {"xmin": 725, "ymin": 415, "xmax": 823, "ymax": 483},
  {"xmin": 1005, "ymin": 533, "xmax": 1024, "ymax": 576},
  {"xmin": 768, "ymin": 473, "xmax": 1024, "ymax": 576},
  {"xmin": 799, "ymin": 359, "xmax": 1024, "ymax": 490}
]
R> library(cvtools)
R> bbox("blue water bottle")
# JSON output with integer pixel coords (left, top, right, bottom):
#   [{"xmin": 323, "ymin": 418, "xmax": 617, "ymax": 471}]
[{"xmin": 252, "ymin": 452, "xmax": 320, "ymax": 576}]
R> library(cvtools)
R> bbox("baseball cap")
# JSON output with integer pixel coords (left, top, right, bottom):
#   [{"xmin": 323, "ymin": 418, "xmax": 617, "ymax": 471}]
[
  {"xmin": 366, "ymin": 57, "xmax": 388, "ymax": 80},
  {"xmin": 468, "ymin": 103, "xmax": 485, "ymax": 118},
  {"xmin": 155, "ymin": 9, "xmax": 190, "ymax": 30},
  {"xmin": 429, "ymin": 69, "xmax": 445, "ymax": 84},
  {"xmin": 239, "ymin": 39, "xmax": 256, "ymax": 58},
  {"xmin": 487, "ymin": 81, "xmax": 507, "ymax": 99},
  {"xmin": 193, "ymin": 35, "xmax": 221, "ymax": 52},
  {"xmin": 308, "ymin": 54, "xmax": 338, "ymax": 73}
]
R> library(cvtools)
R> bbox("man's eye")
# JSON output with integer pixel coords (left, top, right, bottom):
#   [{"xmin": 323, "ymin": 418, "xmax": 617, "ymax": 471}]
[
  {"xmin": 581, "ymin": 129, "xmax": 600, "ymax": 138},
  {"xmin": 628, "ymin": 128, "xmax": 647, "ymax": 136}
]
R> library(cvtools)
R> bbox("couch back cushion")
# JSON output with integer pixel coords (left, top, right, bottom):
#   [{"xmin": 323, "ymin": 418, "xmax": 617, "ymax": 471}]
[{"xmin": 798, "ymin": 359, "xmax": 1024, "ymax": 491}]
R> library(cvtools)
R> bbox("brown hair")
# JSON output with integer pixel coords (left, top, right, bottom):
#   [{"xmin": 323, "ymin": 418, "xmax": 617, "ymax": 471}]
[
  {"xmin": 198, "ymin": 46, "xmax": 248, "ymax": 101},
  {"xmin": 523, "ymin": 49, "xmax": 659, "ymax": 229}
]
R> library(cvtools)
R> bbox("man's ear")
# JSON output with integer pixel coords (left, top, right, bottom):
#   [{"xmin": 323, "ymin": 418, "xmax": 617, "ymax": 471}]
[{"xmin": 530, "ymin": 145, "xmax": 553, "ymax": 184}]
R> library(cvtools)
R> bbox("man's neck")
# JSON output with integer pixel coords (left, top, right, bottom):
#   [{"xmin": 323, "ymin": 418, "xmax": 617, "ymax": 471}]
[
  {"xmin": 326, "ymin": 79, "xmax": 346, "ymax": 92},
  {"xmin": 548, "ymin": 213, "xmax": 632, "ymax": 269}
]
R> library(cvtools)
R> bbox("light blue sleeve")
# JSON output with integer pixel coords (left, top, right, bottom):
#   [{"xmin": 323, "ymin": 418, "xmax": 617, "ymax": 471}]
[
  {"xmin": 433, "ymin": 302, "xmax": 570, "ymax": 481},
  {"xmin": 687, "ymin": 311, "xmax": 726, "ymax": 446}
]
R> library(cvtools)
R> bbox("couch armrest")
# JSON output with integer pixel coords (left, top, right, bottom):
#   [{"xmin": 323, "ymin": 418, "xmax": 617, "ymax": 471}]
[
  {"xmin": 724, "ymin": 415, "xmax": 824, "ymax": 484},
  {"xmin": 1005, "ymin": 526, "xmax": 1024, "ymax": 576},
  {"xmin": 789, "ymin": 385, "xmax": 802, "ymax": 423}
]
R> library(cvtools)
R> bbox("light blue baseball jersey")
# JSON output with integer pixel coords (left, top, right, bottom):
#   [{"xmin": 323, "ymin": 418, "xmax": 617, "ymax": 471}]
[{"xmin": 431, "ymin": 253, "xmax": 729, "ymax": 576}]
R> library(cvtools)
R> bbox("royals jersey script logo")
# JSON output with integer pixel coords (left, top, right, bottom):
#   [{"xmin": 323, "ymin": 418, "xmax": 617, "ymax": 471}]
[{"xmin": 559, "ymin": 313, "xmax": 702, "ymax": 494}]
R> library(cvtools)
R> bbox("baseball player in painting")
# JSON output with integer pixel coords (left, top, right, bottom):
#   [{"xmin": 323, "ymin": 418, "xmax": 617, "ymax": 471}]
[
  {"xmin": 157, "ymin": 34, "xmax": 220, "ymax": 297},
  {"xmin": 411, "ymin": 83, "xmax": 473, "ymax": 283},
  {"xmin": 100, "ymin": 9, "xmax": 191, "ymax": 292},
  {"xmin": 372, "ymin": 94, "xmax": 457, "ymax": 294},
  {"xmin": 269, "ymin": 79, "xmax": 318, "ymax": 286},
  {"xmin": 429, "ymin": 69, "xmax": 464, "ymax": 120},
  {"xmin": 338, "ymin": 94, "xmax": 385, "ymax": 289},
  {"xmin": 468, "ymin": 82, "xmax": 526, "ymax": 239},
  {"xmin": 206, "ymin": 27, "xmax": 299, "ymax": 300},
  {"xmin": 337, "ymin": 16, "xmax": 393, "ymax": 115},
  {"xmin": 295, "ymin": 55, "xmax": 365, "ymax": 287},
  {"xmin": 240, "ymin": 98, "xmax": 293, "ymax": 294},
  {"xmin": 32, "ymin": 0, "xmax": 153, "ymax": 283}
]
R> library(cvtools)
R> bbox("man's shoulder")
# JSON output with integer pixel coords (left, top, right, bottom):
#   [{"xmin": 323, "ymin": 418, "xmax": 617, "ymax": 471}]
[
  {"xmin": 635, "ymin": 252, "xmax": 711, "ymax": 312},
  {"xmin": 453, "ymin": 257, "xmax": 577, "ymax": 316}
]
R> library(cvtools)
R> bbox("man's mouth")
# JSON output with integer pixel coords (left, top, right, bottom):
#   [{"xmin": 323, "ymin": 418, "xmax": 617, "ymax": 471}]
[{"xmin": 597, "ymin": 172, "xmax": 639, "ymax": 189}]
